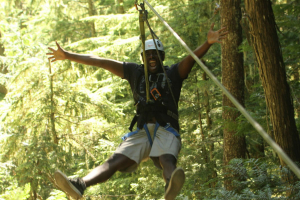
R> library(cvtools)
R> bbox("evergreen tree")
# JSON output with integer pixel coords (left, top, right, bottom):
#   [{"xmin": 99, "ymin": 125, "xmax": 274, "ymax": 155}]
[
  {"xmin": 245, "ymin": 0, "xmax": 300, "ymax": 185},
  {"xmin": 220, "ymin": 0, "xmax": 246, "ymax": 191}
]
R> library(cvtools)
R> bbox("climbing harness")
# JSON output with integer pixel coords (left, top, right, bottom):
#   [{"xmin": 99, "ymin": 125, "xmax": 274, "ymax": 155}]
[
  {"xmin": 128, "ymin": 98, "xmax": 179, "ymax": 132},
  {"xmin": 122, "ymin": 122, "xmax": 180, "ymax": 146},
  {"xmin": 142, "ymin": 0, "xmax": 300, "ymax": 178}
]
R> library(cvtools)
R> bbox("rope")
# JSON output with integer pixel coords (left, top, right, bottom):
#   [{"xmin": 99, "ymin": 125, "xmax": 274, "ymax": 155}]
[
  {"xmin": 136, "ymin": 2, "xmax": 178, "ymax": 108},
  {"xmin": 143, "ymin": 0, "xmax": 300, "ymax": 178},
  {"xmin": 138, "ymin": 3, "xmax": 150, "ymax": 103}
]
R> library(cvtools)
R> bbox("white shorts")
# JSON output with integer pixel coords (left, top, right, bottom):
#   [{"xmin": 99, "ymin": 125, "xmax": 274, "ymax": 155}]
[{"xmin": 115, "ymin": 123, "xmax": 181, "ymax": 172}]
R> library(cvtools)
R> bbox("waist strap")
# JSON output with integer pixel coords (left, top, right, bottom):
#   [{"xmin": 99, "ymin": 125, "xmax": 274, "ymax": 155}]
[
  {"xmin": 128, "ymin": 110, "xmax": 178, "ymax": 131},
  {"xmin": 122, "ymin": 123, "xmax": 180, "ymax": 146}
]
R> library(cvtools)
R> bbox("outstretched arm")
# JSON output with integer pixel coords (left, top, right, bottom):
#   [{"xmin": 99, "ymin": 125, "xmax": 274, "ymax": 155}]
[
  {"xmin": 47, "ymin": 42, "xmax": 124, "ymax": 78},
  {"xmin": 178, "ymin": 23, "xmax": 228, "ymax": 79}
]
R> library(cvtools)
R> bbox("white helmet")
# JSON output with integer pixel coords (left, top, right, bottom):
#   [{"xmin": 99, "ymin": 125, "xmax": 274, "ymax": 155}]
[{"xmin": 141, "ymin": 39, "xmax": 164, "ymax": 53}]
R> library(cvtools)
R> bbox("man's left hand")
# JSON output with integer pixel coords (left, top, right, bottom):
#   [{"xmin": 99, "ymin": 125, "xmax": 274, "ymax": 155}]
[{"xmin": 207, "ymin": 23, "xmax": 228, "ymax": 44}]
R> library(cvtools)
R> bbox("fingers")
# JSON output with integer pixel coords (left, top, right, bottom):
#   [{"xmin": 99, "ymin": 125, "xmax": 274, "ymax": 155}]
[
  {"xmin": 48, "ymin": 56, "xmax": 56, "ymax": 62},
  {"xmin": 220, "ymin": 31, "xmax": 229, "ymax": 36},
  {"xmin": 56, "ymin": 41, "xmax": 61, "ymax": 49},
  {"xmin": 47, "ymin": 47, "xmax": 55, "ymax": 52},
  {"xmin": 217, "ymin": 27, "xmax": 227, "ymax": 33},
  {"xmin": 48, "ymin": 57, "xmax": 56, "ymax": 62},
  {"xmin": 47, "ymin": 42, "xmax": 60, "ymax": 62}
]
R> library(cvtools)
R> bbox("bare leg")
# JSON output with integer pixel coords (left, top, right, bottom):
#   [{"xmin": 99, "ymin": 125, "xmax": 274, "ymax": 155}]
[
  {"xmin": 159, "ymin": 154, "xmax": 177, "ymax": 185},
  {"xmin": 160, "ymin": 154, "xmax": 185, "ymax": 200},
  {"xmin": 83, "ymin": 153, "xmax": 136, "ymax": 187}
]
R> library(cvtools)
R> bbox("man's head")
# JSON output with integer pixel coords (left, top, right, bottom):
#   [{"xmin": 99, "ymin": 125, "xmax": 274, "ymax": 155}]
[{"xmin": 141, "ymin": 39, "xmax": 165, "ymax": 74}]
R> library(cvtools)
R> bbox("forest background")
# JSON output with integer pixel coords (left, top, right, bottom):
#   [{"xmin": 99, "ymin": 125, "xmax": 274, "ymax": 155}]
[{"xmin": 0, "ymin": 0, "xmax": 299, "ymax": 199}]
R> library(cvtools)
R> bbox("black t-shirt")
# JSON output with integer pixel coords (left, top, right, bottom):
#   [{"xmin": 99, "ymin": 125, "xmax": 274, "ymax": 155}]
[{"xmin": 123, "ymin": 62, "xmax": 185, "ymax": 131}]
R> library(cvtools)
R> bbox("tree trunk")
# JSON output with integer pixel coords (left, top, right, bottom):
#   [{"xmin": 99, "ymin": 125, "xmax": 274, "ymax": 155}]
[
  {"xmin": 117, "ymin": 0, "xmax": 125, "ymax": 14},
  {"xmin": 220, "ymin": 0, "xmax": 246, "ymax": 191},
  {"xmin": 286, "ymin": 0, "xmax": 300, "ymax": 118},
  {"xmin": 87, "ymin": 0, "xmax": 96, "ymax": 37},
  {"xmin": 244, "ymin": 0, "xmax": 300, "ymax": 183}
]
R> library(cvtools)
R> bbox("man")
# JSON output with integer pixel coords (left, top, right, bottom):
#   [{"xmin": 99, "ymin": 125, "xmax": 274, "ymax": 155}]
[{"xmin": 47, "ymin": 23, "xmax": 227, "ymax": 200}]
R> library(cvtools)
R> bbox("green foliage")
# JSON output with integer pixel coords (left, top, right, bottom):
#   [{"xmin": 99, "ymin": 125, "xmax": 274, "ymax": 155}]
[
  {"xmin": 46, "ymin": 190, "xmax": 67, "ymax": 200},
  {"xmin": 200, "ymin": 158, "xmax": 298, "ymax": 200},
  {"xmin": 0, "ymin": 183, "xmax": 30, "ymax": 200},
  {"xmin": 0, "ymin": 160, "xmax": 30, "ymax": 199},
  {"xmin": 0, "ymin": 0, "xmax": 299, "ymax": 199},
  {"xmin": 0, "ymin": 93, "xmax": 4, "ymax": 101}
]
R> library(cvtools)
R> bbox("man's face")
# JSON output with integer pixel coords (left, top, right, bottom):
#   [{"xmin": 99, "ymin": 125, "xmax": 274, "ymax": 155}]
[{"xmin": 142, "ymin": 50, "xmax": 165, "ymax": 74}]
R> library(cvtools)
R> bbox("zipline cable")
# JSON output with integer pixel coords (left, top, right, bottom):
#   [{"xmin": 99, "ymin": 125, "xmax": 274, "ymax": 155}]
[{"xmin": 143, "ymin": 0, "xmax": 300, "ymax": 178}]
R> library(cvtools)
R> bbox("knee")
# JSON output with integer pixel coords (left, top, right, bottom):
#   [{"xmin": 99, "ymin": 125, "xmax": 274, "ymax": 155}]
[
  {"xmin": 106, "ymin": 154, "xmax": 136, "ymax": 171},
  {"xmin": 159, "ymin": 154, "xmax": 177, "ymax": 168}
]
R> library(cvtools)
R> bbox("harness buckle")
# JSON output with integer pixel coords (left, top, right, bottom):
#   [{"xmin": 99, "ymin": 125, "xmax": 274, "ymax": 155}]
[{"xmin": 150, "ymin": 88, "xmax": 161, "ymax": 100}]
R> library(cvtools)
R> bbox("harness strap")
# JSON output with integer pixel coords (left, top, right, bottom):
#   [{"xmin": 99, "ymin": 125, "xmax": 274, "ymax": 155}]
[
  {"xmin": 123, "ymin": 123, "xmax": 180, "ymax": 146},
  {"xmin": 143, "ymin": 122, "xmax": 160, "ymax": 146},
  {"xmin": 164, "ymin": 123, "xmax": 180, "ymax": 137},
  {"xmin": 122, "ymin": 128, "xmax": 139, "ymax": 141},
  {"xmin": 129, "ymin": 115, "xmax": 138, "ymax": 131},
  {"xmin": 128, "ymin": 109, "xmax": 178, "ymax": 131}
]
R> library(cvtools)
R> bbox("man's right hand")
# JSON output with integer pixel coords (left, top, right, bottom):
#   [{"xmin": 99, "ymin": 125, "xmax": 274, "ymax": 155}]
[
  {"xmin": 46, "ymin": 41, "xmax": 124, "ymax": 78},
  {"xmin": 47, "ymin": 41, "xmax": 66, "ymax": 62}
]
